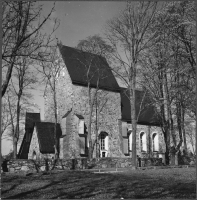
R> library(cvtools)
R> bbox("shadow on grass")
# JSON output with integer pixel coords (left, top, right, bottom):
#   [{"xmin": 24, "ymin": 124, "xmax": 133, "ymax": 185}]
[
  {"xmin": 2, "ymin": 170, "xmax": 196, "ymax": 199},
  {"xmin": 2, "ymin": 184, "xmax": 19, "ymax": 195}
]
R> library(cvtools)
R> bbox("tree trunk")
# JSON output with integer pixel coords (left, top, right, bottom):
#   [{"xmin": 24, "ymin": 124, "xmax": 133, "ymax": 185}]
[
  {"xmin": 163, "ymin": 125, "xmax": 170, "ymax": 165},
  {"xmin": 95, "ymin": 99, "xmax": 99, "ymax": 158},
  {"xmin": 7, "ymin": 93, "xmax": 16, "ymax": 158},
  {"xmin": 2, "ymin": 53, "xmax": 17, "ymax": 97},
  {"xmin": 130, "ymin": 67, "xmax": 137, "ymax": 167},
  {"xmin": 95, "ymin": 93, "xmax": 104, "ymax": 158},
  {"xmin": 13, "ymin": 92, "xmax": 22, "ymax": 159},
  {"xmin": 182, "ymin": 127, "xmax": 187, "ymax": 152},
  {"xmin": 175, "ymin": 152, "xmax": 178, "ymax": 165},
  {"xmin": 53, "ymin": 80, "xmax": 58, "ymax": 159},
  {"xmin": 88, "ymin": 88, "xmax": 95, "ymax": 160},
  {"xmin": 88, "ymin": 118, "xmax": 92, "ymax": 159},
  {"xmin": 148, "ymin": 126, "xmax": 151, "ymax": 158},
  {"xmin": 95, "ymin": 94, "xmax": 98, "ymax": 158},
  {"xmin": 131, "ymin": 117, "xmax": 137, "ymax": 167},
  {"xmin": 13, "ymin": 136, "xmax": 18, "ymax": 159},
  {"xmin": 175, "ymin": 101, "xmax": 183, "ymax": 157},
  {"xmin": 54, "ymin": 123, "xmax": 58, "ymax": 159},
  {"xmin": 181, "ymin": 107, "xmax": 187, "ymax": 152},
  {"xmin": 162, "ymin": 67, "xmax": 173, "ymax": 165}
]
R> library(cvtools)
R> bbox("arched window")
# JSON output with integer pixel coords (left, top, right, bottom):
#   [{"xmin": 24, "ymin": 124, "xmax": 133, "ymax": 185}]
[
  {"xmin": 101, "ymin": 134, "xmax": 105, "ymax": 150},
  {"xmin": 140, "ymin": 132, "xmax": 147, "ymax": 152},
  {"xmin": 78, "ymin": 119, "xmax": 84, "ymax": 134},
  {"xmin": 152, "ymin": 133, "xmax": 159, "ymax": 152},
  {"xmin": 99, "ymin": 132, "xmax": 108, "ymax": 157},
  {"xmin": 128, "ymin": 130, "xmax": 132, "ymax": 151}
]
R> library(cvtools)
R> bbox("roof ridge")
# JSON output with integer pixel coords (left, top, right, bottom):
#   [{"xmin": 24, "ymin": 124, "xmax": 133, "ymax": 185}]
[{"xmin": 59, "ymin": 44, "xmax": 104, "ymax": 58}]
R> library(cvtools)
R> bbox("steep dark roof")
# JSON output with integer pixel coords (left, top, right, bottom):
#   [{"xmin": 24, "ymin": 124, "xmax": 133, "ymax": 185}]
[
  {"xmin": 18, "ymin": 113, "xmax": 41, "ymax": 159},
  {"xmin": 25, "ymin": 113, "xmax": 40, "ymax": 129},
  {"xmin": 120, "ymin": 88, "xmax": 161, "ymax": 126},
  {"xmin": 58, "ymin": 44, "xmax": 120, "ymax": 92},
  {"xmin": 35, "ymin": 122, "xmax": 62, "ymax": 154}
]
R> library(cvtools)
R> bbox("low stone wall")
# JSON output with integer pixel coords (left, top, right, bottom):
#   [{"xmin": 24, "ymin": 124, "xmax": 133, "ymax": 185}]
[
  {"xmin": 7, "ymin": 159, "xmax": 37, "ymax": 172},
  {"xmin": 88, "ymin": 157, "xmax": 163, "ymax": 169},
  {"xmin": 142, "ymin": 158, "xmax": 163, "ymax": 167},
  {"xmin": 5, "ymin": 157, "xmax": 163, "ymax": 173},
  {"xmin": 6, "ymin": 159, "xmax": 87, "ymax": 172},
  {"xmin": 87, "ymin": 157, "xmax": 132, "ymax": 169}
]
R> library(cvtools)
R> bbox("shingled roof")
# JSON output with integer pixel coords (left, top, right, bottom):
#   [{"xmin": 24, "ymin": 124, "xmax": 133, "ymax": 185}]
[
  {"xmin": 120, "ymin": 88, "xmax": 161, "ymax": 126},
  {"xmin": 35, "ymin": 122, "xmax": 62, "ymax": 154},
  {"xmin": 58, "ymin": 44, "xmax": 120, "ymax": 92}
]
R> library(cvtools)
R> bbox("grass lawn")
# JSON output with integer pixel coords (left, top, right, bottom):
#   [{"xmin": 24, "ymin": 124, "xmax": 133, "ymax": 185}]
[{"xmin": 2, "ymin": 167, "xmax": 196, "ymax": 199}]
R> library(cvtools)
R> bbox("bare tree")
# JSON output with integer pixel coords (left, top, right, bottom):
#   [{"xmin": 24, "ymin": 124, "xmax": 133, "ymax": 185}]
[
  {"xmin": 8, "ymin": 55, "xmax": 37, "ymax": 158},
  {"xmin": 140, "ymin": 1, "xmax": 196, "ymax": 165},
  {"xmin": 2, "ymin": 1, "xmax": 59, "ymax": 97},
  {"xmin": 77, "ymin": 35, "xmax": 115, "ymax": 159},
  {"xmin": 1, "ymin": 89, "xmax": 17, "ymax": 140},
  {"xmin": 77, "ymin": 35, "xmax": 114, "ymax": 61},
  {"xmin": 105, "ymin": 1, "xmax": 158, "ymax": 167},
  {"xmin": 1, "ymin": 95, "xmax": 16, "ymax": 138},
  {"xmin": 170, "ymin": 1, "xmax": 196, "ymax": 118},
  {"xmin": 76, "ymin": 54, "xmax": 109, "ymax": 159},
  {"xmin": 1, "ymin": 88, "xmax": 30, "ymax": 158},
  {"xmin": 39, "ymin": 45, "xmax": 62, "ymax": 159}
]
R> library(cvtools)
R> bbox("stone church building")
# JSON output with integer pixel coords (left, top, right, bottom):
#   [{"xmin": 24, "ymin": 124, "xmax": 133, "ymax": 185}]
[{"xmin": 18, "ymin": 44, "xmax": 166, "ymax": 162}]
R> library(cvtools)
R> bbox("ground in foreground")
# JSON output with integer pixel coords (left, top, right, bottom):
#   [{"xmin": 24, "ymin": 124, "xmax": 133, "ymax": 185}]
[{"xmin": 2, "ymin": 167, "xmax": 196, "ymax": 199}]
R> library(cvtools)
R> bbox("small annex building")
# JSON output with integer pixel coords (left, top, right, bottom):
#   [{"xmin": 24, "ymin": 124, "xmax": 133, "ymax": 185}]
[
  {"xmin": 18, "ymin": 113, "xmax": 62, "ymax": 159},
  {"xmin": 19, "ymin": 44, "xmax": 166, "ymax": 162}
]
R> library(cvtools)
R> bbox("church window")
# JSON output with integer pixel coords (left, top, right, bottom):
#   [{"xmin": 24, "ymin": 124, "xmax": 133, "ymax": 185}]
[
  {"xmin": 128, "ymin": 130, "xmax": 132, "ymax": 151},
  {"xmin": 101, "ymin": 134, "xmax": 105, "ymax": 150},
  {"xmin": 140, "ymin": 132, "xmax": 147, "ymax": 152},
  {"xmin": 152, "ymin": 133, "xmax": 159, "ymax": 152},
  {"xmin": 79, "ymin": 119, "xmax": 84, "ymax": 134}
]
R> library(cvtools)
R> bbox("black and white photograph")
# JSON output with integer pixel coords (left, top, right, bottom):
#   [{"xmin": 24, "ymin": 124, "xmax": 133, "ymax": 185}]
[{"xmin": 1, "ymin": 1, "xmax": 196, "ymax": 199}]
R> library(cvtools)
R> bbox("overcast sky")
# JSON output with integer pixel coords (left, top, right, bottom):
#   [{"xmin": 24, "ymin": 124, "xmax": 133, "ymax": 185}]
[{"xmin": 2, "ymin": 1, "xmax": 127, "ymax": 155}]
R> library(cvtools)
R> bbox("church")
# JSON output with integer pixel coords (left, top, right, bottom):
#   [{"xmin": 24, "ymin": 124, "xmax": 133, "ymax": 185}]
[{"xmin": 18, "ymin": 44, "xmax": 166, "ymax": 162}]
